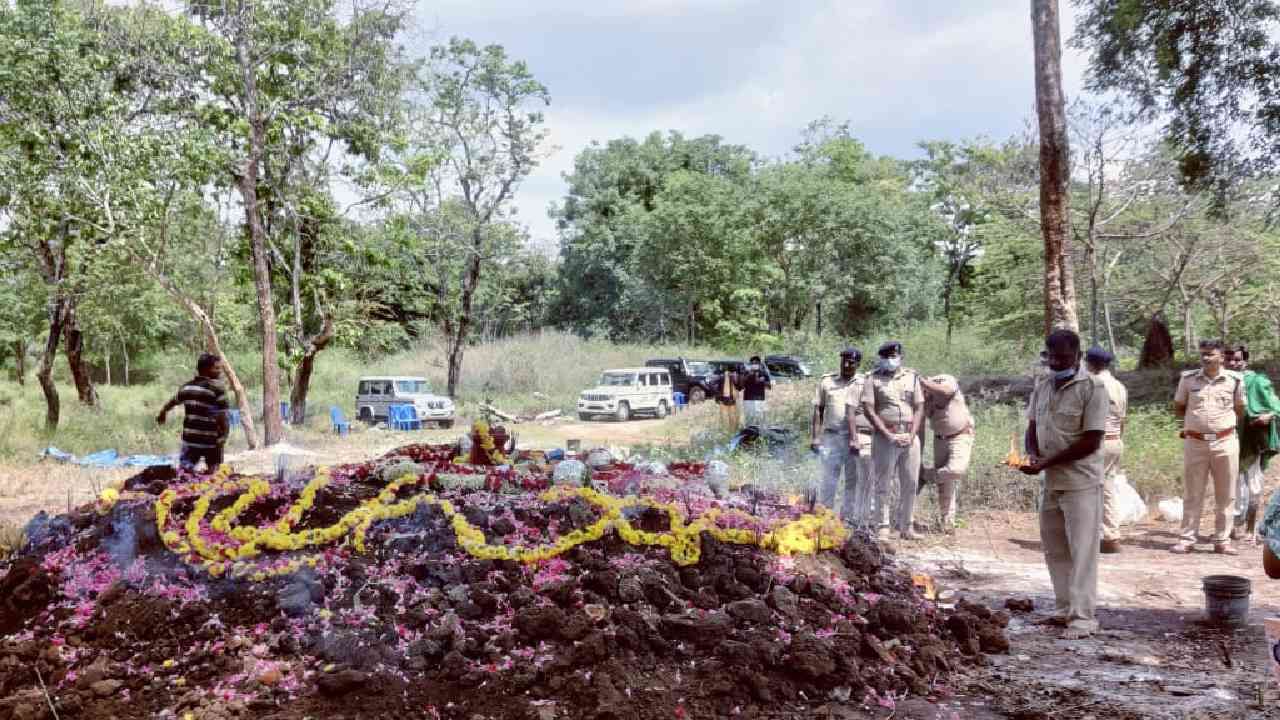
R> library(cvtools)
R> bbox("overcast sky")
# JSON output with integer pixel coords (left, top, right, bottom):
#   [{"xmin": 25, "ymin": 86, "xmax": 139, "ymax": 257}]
[{"xmin": 409, "ymin": 1, "xmax": 1090, "ymax": 251}]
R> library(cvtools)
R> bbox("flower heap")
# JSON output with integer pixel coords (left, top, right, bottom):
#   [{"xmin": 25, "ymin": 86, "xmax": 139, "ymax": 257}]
[{"xmin": 154, "ymin": 451, "xmax": 850, "ymax": 581}]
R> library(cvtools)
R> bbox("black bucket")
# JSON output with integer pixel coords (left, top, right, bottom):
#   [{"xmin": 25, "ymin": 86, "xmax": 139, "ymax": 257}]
[{"xmin": 1202, "ymin": 575, "xmax": 1251, "ymax": 626}]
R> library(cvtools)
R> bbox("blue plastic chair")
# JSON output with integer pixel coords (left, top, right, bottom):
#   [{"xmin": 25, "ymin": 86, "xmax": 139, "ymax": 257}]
[
  {"xmin": 226, "ymin": 409, "xmax": 241, "ymax": 428},
  {"xmin": 280, "ymin": 401, "xmax": 291, "ymax": 423},
  {"xmin": 330, "ymin": 406, "xmax": 351, "ymax": 436},
  {"xmin": 672, "ymin": 392, "xmax": 687, "ymax": 411},
  {"xmin": 388, "ymin": 403, "xmax": 421, "ymax": 431}
]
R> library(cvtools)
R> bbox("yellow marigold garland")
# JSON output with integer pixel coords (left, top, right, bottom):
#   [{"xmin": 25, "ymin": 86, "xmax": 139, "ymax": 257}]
[{"xmin": 154, "ymin": 465, "xmax": 848, "ymax": 580}]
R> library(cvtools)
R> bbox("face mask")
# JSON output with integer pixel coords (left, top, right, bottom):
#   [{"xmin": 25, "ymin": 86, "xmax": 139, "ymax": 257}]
[
  {"xmin": 1052, "ymin": 366, "xmax": 1076, "ymax": 382},
  {"xmin": 879, "ymin": 357, "xmax": 901, "ymax": 372}
]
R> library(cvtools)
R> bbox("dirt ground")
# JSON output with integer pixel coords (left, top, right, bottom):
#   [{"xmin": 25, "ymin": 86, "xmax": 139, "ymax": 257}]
[{"xmin": 898, "ymin": 509, "xmax": 1280, "ymax": 719}]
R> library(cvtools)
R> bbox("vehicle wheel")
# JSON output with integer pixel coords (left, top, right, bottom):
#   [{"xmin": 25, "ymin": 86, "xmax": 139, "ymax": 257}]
[
  {"xmin": 358, "ymin": 408, "xmax": 373, "ymax": 424},
  {"xmin": 615, "ymin": 402, "xmax": 630, "ymax": 422},
  {"xmin": 578, "ymin": 412, "xmax": 591, "ymax": 421},
  {"xmin": 439, "ymin": 420, "xmax": 453, "ymax": 429},
  {"xmin": 689, "ymin": 387, "xmax": 706, "ymax": 404},
  {"xmin": 655, "ymin": 401, "xmax": 669, "ymax": 419}
]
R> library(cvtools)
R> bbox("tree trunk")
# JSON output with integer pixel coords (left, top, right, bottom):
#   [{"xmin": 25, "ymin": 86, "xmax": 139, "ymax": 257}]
[
  {"xmin": 289, "ymin": 315, "xmax": 335, "ymax": 426},
  {"xmin": 105, "ymin": 344, "xmax": 111, "ymax": 386},
  {"xmin": 446, "ymin": 235, "xmax": 484, "ymax": 398},
  {"xmin": 1182, "ymin": 298, "xmax": 1195, "ymax": 355},
  {"xmin": 37, "ymin": 297, "xmax": 68, "ymax": 431},
  {"xmin": 1085, "ymin": 243, "xmax": 1099, "ymax": 346},
  {"xmin": 62, "ymin": 299, "xmax": 98, "ymax": 407},
  {"xmin": 12, "ymin": 340, "xmax": 25, "ymax": 386},
  {"xmin": 122, "ymin": 338, "xmax": 129, "ymax": 386},
  {"xmin": 943, "ymin": 285, "xmax": 954, "ymax": 350},
  {"xmin": 1031, "ymin": 0, "xmax": 1080, "ymax": 334},
  {"xmin": 237, "ymin": 31, "xmax": 283, "ymax": 446}
]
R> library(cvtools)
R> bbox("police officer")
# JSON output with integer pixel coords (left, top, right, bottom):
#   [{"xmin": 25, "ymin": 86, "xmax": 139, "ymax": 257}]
[
  {"xmin": 1172, "ymin": 339, "xmax": 1245, "ymax": 555},
  {"xmin": 920, "ymin": 374, "xmax": 973, "ymax": 531},
  {"xmin": 810, "ymin": 347, "xmax": 872, "ymax": 524},
  {"xmin": 1083, "ymin": 347, "xmax": 1128, "ymax": 553},
  {"xmin": 861, "ymin": 341, "xmax": 924, "ymax": 541},
  {"xmin": 1020, "ymin": 329, "xmax": 1108, "ymax": 640}
]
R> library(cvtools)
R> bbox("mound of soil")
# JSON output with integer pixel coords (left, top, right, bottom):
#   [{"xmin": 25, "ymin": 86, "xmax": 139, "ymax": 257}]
[{"xmin": 0, "ymin": 444, "xmax": 1007, "ymax": 719}]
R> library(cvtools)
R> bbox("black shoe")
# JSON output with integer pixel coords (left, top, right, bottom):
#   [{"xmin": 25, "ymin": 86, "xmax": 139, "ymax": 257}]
[{"xmin": 1099, "ymin": 539, "xmax": 1122, "ymax": 554}]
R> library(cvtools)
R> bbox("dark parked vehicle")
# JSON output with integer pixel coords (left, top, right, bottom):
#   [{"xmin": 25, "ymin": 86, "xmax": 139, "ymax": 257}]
[
  {"xmin": 644, "ymin": 358, "xmax": 716, "ymax": 403},
  {"xmin": 764, "ymin": 355, "xmax": 812, "ymax": 381}
]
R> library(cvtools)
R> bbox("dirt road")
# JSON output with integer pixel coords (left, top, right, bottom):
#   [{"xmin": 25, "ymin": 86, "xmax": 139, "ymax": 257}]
[{"xmin": 897, "ymin": 512, "xmax": 1280, "ymax": 719}]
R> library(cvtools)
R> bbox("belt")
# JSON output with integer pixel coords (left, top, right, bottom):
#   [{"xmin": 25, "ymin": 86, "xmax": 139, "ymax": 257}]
[
  {"xmin": 1105, "ymin": 433, "xmax": 1123, "ymax": 441},
  {"xmin": 936, "ymin": 426, "xmax": 973, "ymax": 441},
  {"xmin": 824, "ymin": 427, "xmax": 874, "ymax": 436},
  {"xmin": 1179, "ymin": 427, "xmax": 1235, "ymax": 441},
  {"xmin": 882, "ymin": 422, "xmax": 912, "ymax": 433}
]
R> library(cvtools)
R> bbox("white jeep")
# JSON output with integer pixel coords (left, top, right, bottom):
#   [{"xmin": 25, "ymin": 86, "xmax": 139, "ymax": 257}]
[
  {"xmin": 577, "ymin": 367, "xmax": 673, "ymax": 422},
  {"xmin": 356, "ymin": 376, "xmax": 455, "ymax": 428}
]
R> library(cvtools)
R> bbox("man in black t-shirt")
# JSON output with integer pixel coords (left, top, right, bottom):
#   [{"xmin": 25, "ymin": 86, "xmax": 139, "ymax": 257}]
[
  {"xmin": 158, "ymin": 353, "xmax": 231, "ymax": 473},
  {"xmin": 736, "ymin": 355, "xmax": 772, "ymax": 428}
]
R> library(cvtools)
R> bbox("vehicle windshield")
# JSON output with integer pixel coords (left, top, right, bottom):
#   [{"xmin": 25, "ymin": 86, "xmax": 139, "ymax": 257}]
[
  {"xmin": 686, "ymin": 361, "xmax": 711, "ymax": 376},
  {"xmin": 600, "ymin": 373, "xmax": 635, "ymax": 387},
  {"xmin": 395, "ymin": 380, "xmax": 430, "ymax": 394}
]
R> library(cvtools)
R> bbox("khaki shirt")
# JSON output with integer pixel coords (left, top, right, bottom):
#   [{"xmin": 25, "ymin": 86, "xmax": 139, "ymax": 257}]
[
  {"xmin": 813, "ymin": 373, "xmax": 868, "ymax": 434},
  {"xmin": 1028, "ymin": 371, "xmax": 1109, "ymax": 491},
  {"xmin": 862, "ymin": 367, "xmax": 922, "ymax": 427},
  {"xmin": 1095, "ymin": 370, "xmax": 1128, "ymax": 436},
  {"xmin": 1175, "ymin": 369, "xmax": 1244, "ymax": 434},
  {"xmin": 924, "ymin": 374, "xmax": 972, "ymax": 437}
]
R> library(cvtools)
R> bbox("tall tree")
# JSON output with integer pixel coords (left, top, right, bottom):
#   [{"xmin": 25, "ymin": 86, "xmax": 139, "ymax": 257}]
[
  {"xmin": 1031, "ymin": 0, "xmax": 1080, "ymax": 333},
  {"xmin": 549, "ymin": 132, "xmax": 754, "ymax": 339},
  {"xmin": 1072, "ymin": 0, "xmax": 1280, "ymax": 202},
  {"xmin": 0, "ymin": 0, "xmax": 139, "ymax": 427},
  {"xmin": 405, "ymin": 38, "xmax": 549, "ymax": 398},
  {"xmin": 185, "ymin": 0, "xmax": 411, "ymax": 444}
]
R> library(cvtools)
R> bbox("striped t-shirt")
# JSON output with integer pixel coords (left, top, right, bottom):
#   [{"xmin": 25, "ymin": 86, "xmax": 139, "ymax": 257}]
[{"xmin": 170, "ymin": 377, "xmax": 230, "ymax": 449}]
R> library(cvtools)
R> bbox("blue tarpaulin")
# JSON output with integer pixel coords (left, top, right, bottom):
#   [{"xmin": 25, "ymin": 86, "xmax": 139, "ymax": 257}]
[{"xmin": 41, "ymin": 447, "xmax": 174, "ymax": 469}]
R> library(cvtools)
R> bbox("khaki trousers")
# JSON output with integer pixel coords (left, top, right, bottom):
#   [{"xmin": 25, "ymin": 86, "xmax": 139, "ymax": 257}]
[
  {"xmin": 1180, "ymin": 434, "xmax": 1239, "ymax": 544},
  {"xmin": 1040, "ymin": 484, "xmax": 1101, "ymax": 629},
  {"xmin": 817, "ymin": 430, "xmax": 872, "ymax": 524},
  {"xmin": 873, "ymin": 432, "xmax": 921, "ymax": 532},
  {"xmin": 933, "ymin": 431, "xmax": 974, "ymax": 526},
  {"xmin": 1100, "ymin": 438, "xmax": 1125, "ymax": 541}
]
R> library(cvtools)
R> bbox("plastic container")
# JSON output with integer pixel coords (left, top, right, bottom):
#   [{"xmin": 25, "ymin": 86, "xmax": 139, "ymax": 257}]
[{"xmin": 1202, "ymin": 575, "xmax": 1251, "ymax": 626}]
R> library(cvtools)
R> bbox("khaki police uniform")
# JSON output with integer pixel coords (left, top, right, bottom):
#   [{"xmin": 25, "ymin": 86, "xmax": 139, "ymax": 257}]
[
  {"xmin": 1028, "ymin": 369, "xmax": 1108, "ymax": 632},
  {"xmin": 1174, "ymin": 369, "xmax": 1245, "ymax": 545},
  {"xmin": 862, "ymin": 366, "xmax": 923, "ymax": 533},
  {"xmin": 812, "ymin": 373, "xmax": 872, "ymax": 522},
  {"xmin": 925, "ymin": 375, "xmax": 973, "ymax": 527},
  {"xmin": 1095, "ymin": 370, "xmax": 1129, "ymax": 542}
]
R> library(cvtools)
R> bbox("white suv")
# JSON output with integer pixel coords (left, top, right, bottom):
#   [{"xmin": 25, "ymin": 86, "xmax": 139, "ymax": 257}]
[
  {"xmin": 577, "ymin": 368, "xmax": 673, "ymax": 422},
  {"xmin": 356, "ymin": 376, "xmax": 455, "ymax": 428}
]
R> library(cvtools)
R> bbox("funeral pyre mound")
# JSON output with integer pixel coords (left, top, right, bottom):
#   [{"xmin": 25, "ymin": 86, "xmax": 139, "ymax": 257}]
[{"xmin": 0, "ymin": 444, "xmax": 1008, "ymax": 720}]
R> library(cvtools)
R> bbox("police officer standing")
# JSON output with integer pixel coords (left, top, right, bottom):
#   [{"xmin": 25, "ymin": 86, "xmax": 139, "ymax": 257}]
[
  {"xmin": 1172, "ymin": 339, "xmax": 1245, "ymax": 555},
  {"xmin": 1083, "ymin": 347, "xmax": 1128, "ymax": 553},
  {"xmin": 920, "ymin": 374, "xmax": 974, "ymax": 531},
  {"xmin": 1020, "ymin": 329, "xmax": 1108, "ymax": 640},
  {"xmin": 810, "ymin": 347, "xmax": 872, "ymax": 524},
  {"xmin": 861, "ymin": 341, "xmax": 924, "ymax": 541}
]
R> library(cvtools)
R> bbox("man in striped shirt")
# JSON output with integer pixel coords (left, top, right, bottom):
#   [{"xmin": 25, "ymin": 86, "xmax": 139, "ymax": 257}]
[{"xmin": 157, "ymin": 353, "xmax": 230, "ymax": 472}]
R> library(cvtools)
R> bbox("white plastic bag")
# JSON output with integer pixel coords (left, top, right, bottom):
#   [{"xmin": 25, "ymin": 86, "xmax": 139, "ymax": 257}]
[
  {"xmin": 1156, "ymin": 497, "xmax": 1184, "ymax": 524},
  {"xmin": 1111, "ymin": 473, "xmax": 1148, "ymax": 525}
]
